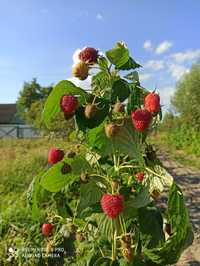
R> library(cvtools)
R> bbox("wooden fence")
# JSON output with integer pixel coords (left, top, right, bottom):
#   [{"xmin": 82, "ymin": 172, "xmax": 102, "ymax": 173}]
[{"xmin": 0, "ymin": 125, "xmax": 39, "ymax": 139}]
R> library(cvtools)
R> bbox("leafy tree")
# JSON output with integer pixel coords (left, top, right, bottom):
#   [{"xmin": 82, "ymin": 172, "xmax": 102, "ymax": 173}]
[{"xmin": 171, "ymin": 61, "xmax": 200, "ymax": 130}]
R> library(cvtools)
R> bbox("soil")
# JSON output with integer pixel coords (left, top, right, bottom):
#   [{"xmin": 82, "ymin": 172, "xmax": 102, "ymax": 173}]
[{"xmin": 158, "ymin": 152, "xmax": 200, "ymax": 266}]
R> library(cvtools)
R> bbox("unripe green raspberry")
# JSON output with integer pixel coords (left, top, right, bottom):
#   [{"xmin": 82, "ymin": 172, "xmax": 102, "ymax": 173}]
[{"xmin": 72, "ymin": 62, "xmax": 89, "ymax": 80}]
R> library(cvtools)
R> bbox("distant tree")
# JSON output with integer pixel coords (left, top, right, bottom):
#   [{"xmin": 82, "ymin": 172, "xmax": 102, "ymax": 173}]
[
  {"xmin": 171, "ymin": 61, "xmax": 200, "ymax": 130},
  {"xmin": 17, "ymin": 78, "xmax": 52, "ymax": 120},
  {"xmin": 17, "ymin": 78, "xmax": 75, "ymax": 136}
]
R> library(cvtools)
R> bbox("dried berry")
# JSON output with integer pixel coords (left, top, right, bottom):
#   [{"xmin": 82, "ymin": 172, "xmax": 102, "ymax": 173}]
[
  {"xmin": 72, "ymin": 62, "xmax": 89, "ymax": 80},
  {"xmin": 84, "ymin": 103, "xmax": 97, "ymax": 119},
  {"xmin": 61, "ymin": 163, "xmax": 72, "ymax": 174},
  {"xmin": 113, "ymin": 102, "xmax": 125, "ymax": 113},
  {"xmin": 105, "ymin": 123, "xmax": 120, "ymax": 138}
]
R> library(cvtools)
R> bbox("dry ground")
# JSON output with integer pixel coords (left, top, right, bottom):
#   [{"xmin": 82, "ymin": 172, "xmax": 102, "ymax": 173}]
[{"xmin": 158, "ymin": 152, "xmax": 200, "ymax": 266}]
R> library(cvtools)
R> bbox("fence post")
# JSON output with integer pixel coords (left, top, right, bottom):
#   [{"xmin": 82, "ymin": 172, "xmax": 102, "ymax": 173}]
[{"xmin": 16, "ymin": 126, "xmax": 20, "ymax": 138}]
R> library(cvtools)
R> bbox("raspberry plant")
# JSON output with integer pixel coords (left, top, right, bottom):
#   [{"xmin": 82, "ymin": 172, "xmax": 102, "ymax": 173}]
[{"xmin": 28, "ymin": 42, "xmax": 193, "ymax": 266}]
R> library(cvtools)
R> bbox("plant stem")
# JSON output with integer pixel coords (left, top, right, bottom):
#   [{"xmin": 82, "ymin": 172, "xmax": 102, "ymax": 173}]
[
  {"xmin": 119, "ymin": 215, "xmax": 126, "ymax": 235},
  {"xmin": 145, "ymin": 167, "xmax": 164, "ymax": 179},
  {"xmin": 111, "ymin": 220, "xmax": 117, "ymax": 261}
]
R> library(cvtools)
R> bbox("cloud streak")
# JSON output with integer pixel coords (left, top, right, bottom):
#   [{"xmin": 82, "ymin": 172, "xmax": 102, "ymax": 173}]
[
  {"xmin": 155, "ymin": 41, "xmax": 173, "ymax": 55},
  {"xmin": 96, "ymin": 13, "xmax": 103, "ymax": 20}
]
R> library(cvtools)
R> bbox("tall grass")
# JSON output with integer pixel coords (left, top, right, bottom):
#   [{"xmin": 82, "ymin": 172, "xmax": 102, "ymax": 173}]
[{"xmin": 0, "ymin": 138, "xmax": 70, "ymax": 265}]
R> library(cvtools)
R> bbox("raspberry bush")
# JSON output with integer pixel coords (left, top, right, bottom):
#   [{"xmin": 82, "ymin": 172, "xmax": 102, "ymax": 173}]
[{"xmin": 28, "ymin": 42, "xmax": 193, "ymax": 265}]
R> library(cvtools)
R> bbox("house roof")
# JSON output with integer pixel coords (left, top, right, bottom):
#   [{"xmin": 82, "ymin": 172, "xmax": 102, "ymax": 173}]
[{"xmin": 0, "ymin": 104, "xmax": 24, "ymax": 124}]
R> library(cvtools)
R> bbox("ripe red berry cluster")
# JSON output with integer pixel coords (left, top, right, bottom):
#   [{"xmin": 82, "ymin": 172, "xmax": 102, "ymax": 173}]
[
  {"xmin": 72, "ymin": 47, "xmax": 99, "ymax": 80},
  {"xmin": 135, "ymin": 171, "xmax": 145, "ymax": 182},
  {"xmin": 79, "ymin": 47, "xmax": 99, "ymax": 64},
  {"xmin": 60, "ymin": 95, "xmax": 78, "ymax": 120},
  {"xmin": 42, "ymin": 223, "xmax": 54, "ymax": 237},
  {"xmin": 131, "ymin": 92, "xmax": 160, "ymax": 132},
  {"xmin": 101, "ymin": 194, "xmax": 124, "ymax": 219},
  {"xmin": 48, "ymin": 148, "xmax": 64, "ymax": 164}
]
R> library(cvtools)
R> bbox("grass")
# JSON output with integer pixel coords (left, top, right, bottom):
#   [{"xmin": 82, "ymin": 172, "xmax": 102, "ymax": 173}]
[
  {"xmin": 0, "ymin": 138, "xmax": 71, "ymax": 265},
  {"xmin": 150, "ymin": 132, "xmax": 200, "ymax": 170}
]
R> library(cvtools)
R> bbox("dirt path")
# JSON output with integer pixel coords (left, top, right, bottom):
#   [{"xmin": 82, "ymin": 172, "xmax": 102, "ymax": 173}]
[{"xmin": 158, "ymin": 152, "xmax": 200, "ymax": 266}]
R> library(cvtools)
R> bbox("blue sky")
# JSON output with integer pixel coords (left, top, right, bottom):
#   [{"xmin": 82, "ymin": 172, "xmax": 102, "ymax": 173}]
[{"xmin": 1, "ymin": 0, "xmax": 200, "ymax": 110}]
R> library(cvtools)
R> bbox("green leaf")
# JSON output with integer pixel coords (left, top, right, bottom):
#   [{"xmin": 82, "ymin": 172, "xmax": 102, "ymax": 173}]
[
  {"xmin": 106, "ymin": 42, "xmax": 129, "ymax": 68},
  {"xmin": 96, "ymin": 214, "xmax": 113, "ymax": 241},
  {"xmin": 43, "ymin": 80, "xmax": 87, "ymax": 127},
  {"xmin": 138, "ymin": 206, "xmax": 165, "ymax": 248},
  {"xmin": 77, "ymin": 181, "xmax": 103, "ymax": 217},
  {"xmin": 70, "ymin": 155, "xmax": 92, "ymax": 175},
  {"xmin": 75, "ymin": 98, "xmax": 110, "ymax": 131},
  {"xmin": 119, "ymin": 57, "xmax": 141, "ymax": 70},
  {"xmin": 127, "ymin": 84, "xmax": 146, "ymax": 114},
  {"xmin": 27, "ymin": 173, "xmax": 43, "ymax": 221},
  {"xmin": 98, "ymin": 56, "xmax": 109, "ymax": 71},
  {"xmin": 94, "ymin": 257, "xmax": 112, "ymax": 266},
  {"xmin": 87, "ymin": 118, "xmax": 144, "ymax": 163},
  {"xmin": 144, "ymin": 183, "xmax": 191, "ymax": 265},
  {"xmin": 125, "ymin": 186, "xmax": 151, "ymax": 210},
  {"xmin": 111, "ymin": 79, "xmax": 130, "ymax": 103},
  {"xmin": 40, "ymin": 161, "xmax": 78, "ymax": 192},
  {"xmin": 92, "ymin": 71, "xmax": 111, "ymax": 92},
  {"xmin": 124, "ymin": 71, "xmax": 139, "ymax": 82}
]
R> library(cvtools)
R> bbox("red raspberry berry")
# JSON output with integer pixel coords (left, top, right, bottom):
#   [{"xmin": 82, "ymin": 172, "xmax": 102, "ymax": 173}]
[
  {"xmin": 135, "ymin": 172, "xmax": 145, "ymax": 182},
  {"xmin": 101, "ymin": 194, "xmax": 124, "ymax": 219},
  {"xmin": 144, "ymin": 92, "xmax": 160, "ymax": 114},
  {"xmin": 42, "ymin": 223, "xmax": 54, "ymax": 237},
  {"xmin": 48, "ymin": 148, "xmax": 64, "ymax": 164},
  {"xmin": 60, "ymin": 95, "xmax": 78, "ymax": 114},
  {"xmin": 79, "ymin": 47, "xmax": 99, "ymax": 63},
  {"xmin": 131, "ymin": 109, "xmax": 152, "ymax": 132}
]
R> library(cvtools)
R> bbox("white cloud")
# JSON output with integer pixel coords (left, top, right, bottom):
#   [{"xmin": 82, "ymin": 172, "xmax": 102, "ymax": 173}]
[
  {"xmin": 67, "ymin": 76, "xmax": 91, "ymax": 91},
  {"xmin": 155, "ymin": 41, "xmax": 173, "ymax": 55},
  {"xmin": 168, "ymin": 63, "xmax": 189, "ymax": 81},
  {"xmin": 96, "ymin": 13, "xmax": 103, "ymax": 20},
  {"xmin": 159, "ymin": 86, "xmax": 175, "ymax": 108},
  {"xmin": 144, "ymin": 60, "xmax": 165, "ymax": 71},
  {"xmin": 72, "ymin": 48, "xmax": 82, "ymax": 66},
  {"xmin": 143, "ymin": 40, "xmax": 153, "ymax": 51},
  {"xmin": 170, "ymin": 49, "xmax": 200, "ymax": 63},
  {"xmin": 139, "ymin": 73, "xmax": 152, "ymax": 81}
]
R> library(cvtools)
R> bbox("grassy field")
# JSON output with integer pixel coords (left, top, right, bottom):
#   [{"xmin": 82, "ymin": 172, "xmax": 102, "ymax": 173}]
[{"xmin": 0, "ymin": 138, "xmax": 70, "ymax": 265}]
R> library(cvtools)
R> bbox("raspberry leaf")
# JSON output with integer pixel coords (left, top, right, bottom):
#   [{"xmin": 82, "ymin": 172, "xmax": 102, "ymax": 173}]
[
  {"xmin": 43, "ymin": 80, "xmax": 87, "ymax": 127},
  {"xmin": 111, "ymin": 79, "xmax": 130, "ymax": 103},
  {"xmin": 106, "ymin": 42, "xmax": 129, "ymax": 68},
  {"xmin": 138, "ymin": 206, "xmax": 165, "ymax": 248},
  {"xmin": 77, "ymin": 181, "xmax": 103, "ymax": 217},
  {"xmin": 144, "ymin": 183, "xmax": 192, "ymax": 265},
  {"xmin": 40, "ymin": 161, "xmax": 78, "ymax": 192}
]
